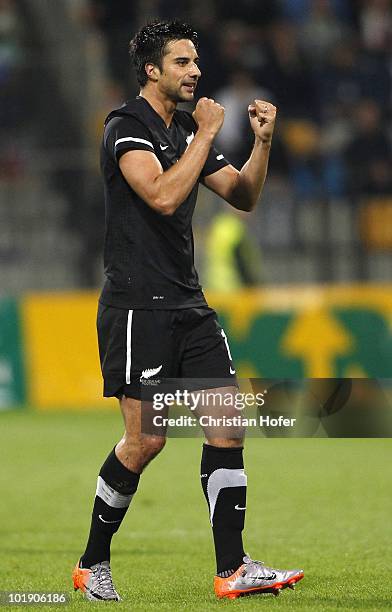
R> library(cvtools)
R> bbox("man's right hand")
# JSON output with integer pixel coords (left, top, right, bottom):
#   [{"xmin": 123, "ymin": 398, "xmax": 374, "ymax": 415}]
[
  {"xmin": 193, "ymin": 97, "xmax": 225, "ymax": 138},
  {"xmin": 119, "ymin": 97, "xmax": 225, "ymax": 216}
]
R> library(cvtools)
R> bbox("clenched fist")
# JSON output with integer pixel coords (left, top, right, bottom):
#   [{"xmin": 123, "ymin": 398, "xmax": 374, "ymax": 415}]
[
  {"xmin": 193, "ymin": 97, "xmax": 225, "ymax": 138},
  {"xmin": 248, "ymin": 100, "xmax": 277, "ymax": 144}
]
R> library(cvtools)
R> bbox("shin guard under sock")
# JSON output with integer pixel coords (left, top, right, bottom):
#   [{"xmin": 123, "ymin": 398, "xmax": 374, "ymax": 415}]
[
  {"xmin": 201, "ymin": 443, "xmax": 246, "ymax": 574},
  {"xmin": 81, "ymin": 448, "xmax": 140, "ymax": 568}
]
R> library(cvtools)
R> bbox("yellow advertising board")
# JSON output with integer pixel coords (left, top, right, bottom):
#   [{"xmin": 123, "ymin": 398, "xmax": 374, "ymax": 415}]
[
  {"xmin": 22, "ymin": 292, "xmax": 115, "ymax": 409},
  {"xmin": 21, "ymin": 286, "xmax": 392, "ymax": 409}
]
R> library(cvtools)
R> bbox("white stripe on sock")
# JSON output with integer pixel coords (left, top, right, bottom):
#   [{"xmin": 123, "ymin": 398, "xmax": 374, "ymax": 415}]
[
  {"xmin": 96, "ymin": 476, "xmax": 134, "ymax": 508},
  {"xmin": 207, "ymin": 468, "xmax": 247, "ymax": 526}
]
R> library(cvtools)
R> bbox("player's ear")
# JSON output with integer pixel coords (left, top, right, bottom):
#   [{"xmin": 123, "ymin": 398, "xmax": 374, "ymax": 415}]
[{"xmin": 145, "ymin": 63, "xmax": 160, "ymax": 82}]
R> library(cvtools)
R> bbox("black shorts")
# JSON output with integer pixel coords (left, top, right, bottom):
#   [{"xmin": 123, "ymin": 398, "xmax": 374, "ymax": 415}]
[{"xmin": 97, "ymin": 303, "xmax": 237, "ymax": 400}]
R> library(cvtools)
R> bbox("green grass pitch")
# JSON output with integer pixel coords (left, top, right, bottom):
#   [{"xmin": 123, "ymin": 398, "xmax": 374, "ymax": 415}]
[{"xmin": 0, "ymin": 410, "xmax": 391, "ymax": 611}]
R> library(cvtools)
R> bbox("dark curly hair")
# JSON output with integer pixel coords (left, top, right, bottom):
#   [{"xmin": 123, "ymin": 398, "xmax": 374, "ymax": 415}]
[{"xmin": 129, "ymin": 20, "xmax": 199, "ymax": 87}]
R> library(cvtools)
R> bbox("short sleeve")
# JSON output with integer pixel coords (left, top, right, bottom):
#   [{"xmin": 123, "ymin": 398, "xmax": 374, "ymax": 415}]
[
  {"xmin": 180, "ymin": 112, "xmax": 229, "ymax": 178},
  {"xmin": 104, "ymin": 115, "xmax": 155, "ymax": 163},
  {"xmin": 201, "ymin": 144, "xmax": 229, "ymax": 178}
]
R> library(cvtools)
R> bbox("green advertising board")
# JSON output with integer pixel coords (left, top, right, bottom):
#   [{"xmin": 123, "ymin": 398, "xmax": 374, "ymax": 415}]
[
  {"xmin": 209, "ymin": 286, "xmax": 392, "ymax": 378},
  {"xmin": 0, "ymin": 298, "xmax": 25, "ymax": 409}
]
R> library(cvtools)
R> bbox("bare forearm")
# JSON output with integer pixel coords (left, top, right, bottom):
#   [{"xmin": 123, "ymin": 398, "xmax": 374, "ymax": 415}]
[
  {"xmin": 120, "ymin": 98, "xmax": 225, "ymax": 216},
  {"xmin": 231, "ymin": 137, "xmax": 272, "ymax": 211},
  {"xmin": 153, "ymin": 130, "xmax": 214, "ymax": 214}
]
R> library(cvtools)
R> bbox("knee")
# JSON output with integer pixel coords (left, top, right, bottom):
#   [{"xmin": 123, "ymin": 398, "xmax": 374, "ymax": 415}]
[
  {"xmin": 142, "ymin": 434, "xmax": 166, "ymax": 459},
  {"xmin": 117, "ymin": 434, "xmax": 166, "ymax": 472},
  {"xmin": 135, "ymin": 435, "xmax": 166, "ymax": 471}
]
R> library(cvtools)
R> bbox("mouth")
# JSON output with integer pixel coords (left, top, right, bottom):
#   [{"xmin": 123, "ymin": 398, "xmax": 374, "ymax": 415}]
[{"xmin": 182, "ymin": 82, "xmax": 197, "ymax": 93}]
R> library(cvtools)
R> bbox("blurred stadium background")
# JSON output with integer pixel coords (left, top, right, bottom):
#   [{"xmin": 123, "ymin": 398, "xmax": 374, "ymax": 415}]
[
  {"xmin": 1, "ymin": 3, "xmax": 391, "ymax": 608},
  {"xmin": 0, "ymin": 0, "xmax": 391, "ymax": 409}
]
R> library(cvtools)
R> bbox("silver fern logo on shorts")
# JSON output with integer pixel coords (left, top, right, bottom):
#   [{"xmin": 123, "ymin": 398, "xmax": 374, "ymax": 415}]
[{"xmin": 140, "ymin": 365, "xmax": 163, "ymax": 380}]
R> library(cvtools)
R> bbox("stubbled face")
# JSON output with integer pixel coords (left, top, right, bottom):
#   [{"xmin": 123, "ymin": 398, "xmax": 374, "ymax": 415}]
[{"xmin": 154, "ymin": 38, "xmax": 201, "ymax": 102}]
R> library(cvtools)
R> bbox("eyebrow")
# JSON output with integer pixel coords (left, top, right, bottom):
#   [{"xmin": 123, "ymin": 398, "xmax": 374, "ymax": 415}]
[{"xmin": 174, "ymin": 56, "xmax": 200, "ymax": 63}]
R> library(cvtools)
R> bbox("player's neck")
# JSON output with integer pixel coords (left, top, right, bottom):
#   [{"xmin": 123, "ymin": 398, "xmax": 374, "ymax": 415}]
[{"xmin": 139, "ymin": 88, "xmax": 176, "ymax": 128}]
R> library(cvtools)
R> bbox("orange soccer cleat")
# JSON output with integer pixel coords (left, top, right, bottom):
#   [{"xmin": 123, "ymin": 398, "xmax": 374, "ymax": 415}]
[
  {"xmin": 214, "ymin": 555, "xmax": 304, "ymax": 599},
  {"xmin": 72, "ymin": 559, "xmax": 121, "ymax": 601}
]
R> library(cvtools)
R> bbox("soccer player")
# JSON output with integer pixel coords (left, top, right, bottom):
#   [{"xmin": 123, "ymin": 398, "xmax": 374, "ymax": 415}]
[{"xmin": 72, "ymin": 20, "xmax": 304, "ymax": 601}]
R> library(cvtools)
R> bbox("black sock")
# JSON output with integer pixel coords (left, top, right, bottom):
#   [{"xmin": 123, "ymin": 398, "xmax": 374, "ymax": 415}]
[
  {"xmin": 201, "ymin": 443, "xmax": 246, "ymax": 574},
  {"xmin": 80, "ymin": 448, "xmax": 140, "ymax": 568}
]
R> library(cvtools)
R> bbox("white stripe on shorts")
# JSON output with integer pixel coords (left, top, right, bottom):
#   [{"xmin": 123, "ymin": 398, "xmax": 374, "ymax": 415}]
[
  {"xmin": 221, "ymin": 328, "xmax": 233, "ymax": 361},
  {"xmin": 126, "ymin": 309, "xmax": 133, "ymax": 384}
]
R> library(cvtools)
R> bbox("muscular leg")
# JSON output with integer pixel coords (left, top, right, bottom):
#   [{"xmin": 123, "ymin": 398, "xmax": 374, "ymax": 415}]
[
  {"xmin": 195, "ymin": 387, "xmax": 247, "ymax": 575},
  {"xmin": 81, "ymin": 397, "xmax": 166, "ymax": 568},
  {"xmin": 116, "ymin": 396, "xmax": 166, "ymax": 472}
]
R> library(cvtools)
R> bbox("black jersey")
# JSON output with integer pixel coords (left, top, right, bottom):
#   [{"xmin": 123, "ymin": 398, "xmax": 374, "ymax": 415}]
[{"xmin": 99, "ymin": 96, "xmax": 229, "ymax": 309}]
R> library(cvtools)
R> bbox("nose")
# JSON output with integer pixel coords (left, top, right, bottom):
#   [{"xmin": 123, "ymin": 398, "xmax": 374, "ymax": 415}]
[{"xmin": 190, "ymin": 62, "xmax": 201, "ymax": 78}]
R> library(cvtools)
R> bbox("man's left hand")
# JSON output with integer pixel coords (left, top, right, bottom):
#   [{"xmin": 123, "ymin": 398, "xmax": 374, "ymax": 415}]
[{"xmin": 248, "ymin": 100, "xmax": 277, "ymax": 144}]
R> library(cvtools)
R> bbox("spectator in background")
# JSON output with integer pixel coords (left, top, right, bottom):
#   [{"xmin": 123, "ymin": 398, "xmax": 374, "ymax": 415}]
[
  {"xmin": 317, "ymin": 33, "xmax": 390, "ymax": 116},
  {"xmin": 363, "ymin": 159, "xmax": 392, "ymax": 197},
  {"xmin": 214, "ymin": 69, "xmax": 272, "ymax": 167},
  {"xmin": 318, "ymin": 38, "xmax": 363, "ymax": 115},
  {"xmin": 88, "ymin": 0, "xmax": 137, "ymax": 89},
  {"xmin": 299, "ymin": 0, "xmax": 347, "ymax": 67},
  {"xmin": 204, "ymin": 210, "xmax": 263, "ymax": 291},
  {"xmin": 185, "ymin": 1, "xmax": 227, "ymax": 97},
  {"xmin": 282, "ymin": 119, "xmax": 323, "ymax": 200},
  {"xmin": 157, "ymin": 0, "xmax": 193, "ymax": 21},
  {"xmin": 279, "ymin": 0, "xmax": 311, "ymax": 23},
  {"xmin": 318, "ymin": 101, "xmax": 352, "ymax": 198},
  {"xmin": 344, "ymin": 99, "xmax": 392, "ymax": 200},
  {"xmin": 280, "ymin": 0, "xmax": 355, "ymax": 23},
  {"xmin": 259, "ymin": 21, "xmax": 319, "ymax": 120},
  {"xmin": 359, "ymin": 0, "xmax": 392, "ymax": 55},
  {"xmin": 215, "ymin": 0, "xmax": 280, "ymax": 27},
  {"xmin": 356, "ymin": 0, "xmax": 392, "ymax": 106},
  {"xmin": 0, "ymin": 0, "xmax": 22, "ymax": 81},
  {"xmin": 0, "ymin": 0, "xmax": 26, "ymax": 177},
  {"xmin": 215, "ymin": 21, "xmax": 262, "ymax": 86}
]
